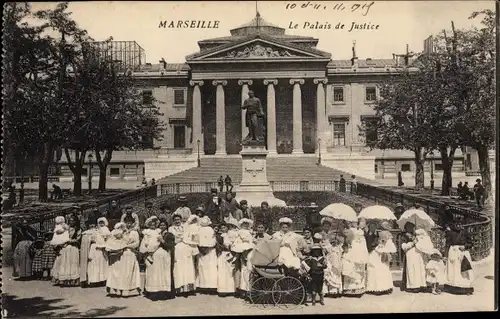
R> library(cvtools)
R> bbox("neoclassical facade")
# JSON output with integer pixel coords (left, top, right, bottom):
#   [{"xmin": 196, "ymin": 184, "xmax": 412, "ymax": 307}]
[{"xmin": 58, "ymin": 13, "xmax": 469, "ymax": 183}]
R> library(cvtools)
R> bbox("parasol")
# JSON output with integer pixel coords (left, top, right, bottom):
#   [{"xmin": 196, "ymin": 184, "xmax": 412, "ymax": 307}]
[
  {"xmin": 396, "ymin": 209, "xmax": 435, "ymax": 231},
  {"xmin": 250, "ymin": 239, "xmax": 281, "ymax": 266},
  {"xmin": 319, "ymin": 203, "xmax": 357, "ymax": 222},
  {"xmin": 358, "ymin": 205, "xmax": 397, "ymax": 220}
]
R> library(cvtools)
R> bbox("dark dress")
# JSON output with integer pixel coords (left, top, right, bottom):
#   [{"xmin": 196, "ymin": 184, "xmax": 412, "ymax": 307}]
[
  {"xmin": 254, "ymin": 210, "xmax": 273, "ymax": 234},
  {"xmin": 12, "ymin": 224, "xmax": 38, "ymax": 278},
  {"xmin": 364, "ymin": 231, "xmax": 379, "ymax": 253}
]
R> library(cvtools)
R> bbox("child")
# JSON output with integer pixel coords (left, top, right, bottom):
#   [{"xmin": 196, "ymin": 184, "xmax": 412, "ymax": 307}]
[
  {"xmin": 366, "ymin": 230, "xmax": 396, "ymax": 295},
  {"xmin": 229, "ymin": 218, "xmax": 254, "ymax": 264},
  {"xmin": 87, "ymin": 217, "xmax": 111, "ymax": 285},
  {"xmin": 198, "ymin": 216, "xmax": 217, "ymax": 251},
  {"xmin": 105, "ymin": 224, "xmax": 127, "ymax": 255},
  {"xmin": 140, "ymin": 216, "xmax": 162, "ymax": 265},
  {"xmin": 322, "ymin": 234, "xmax": 344, "ymax": 298},
  {"xmin": 303, "ymin": 233, "xmax": 327, "ymax": 306},
  {"xmin": 50, "ymin": 216, "xmax": 70, "ymax": 246},
  {"xmin": 426, "ymin": 250, "xmax": 445, "ymax": 295},
  {"xmin": 30, "ymin": 234, "xmax": 47, "ymax": 279},
  {"xmin": 414, "ymin": 228, "xmax": 436, "ymax": 255}
]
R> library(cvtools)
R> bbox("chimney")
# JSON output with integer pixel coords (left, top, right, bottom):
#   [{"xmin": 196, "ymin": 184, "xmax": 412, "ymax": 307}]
[
  {"xmin": 351, "ymin": 40, "xmax": 358, "ymax": 67},
  {"xmin": 159, "ymin": 58, "xmax": 167, "ymax": 69}
]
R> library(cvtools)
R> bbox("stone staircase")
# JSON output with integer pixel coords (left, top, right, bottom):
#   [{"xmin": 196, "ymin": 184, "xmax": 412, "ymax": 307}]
[{"xmin": 159, "ymin": 156, "xmax": 368, "ymax": 184}]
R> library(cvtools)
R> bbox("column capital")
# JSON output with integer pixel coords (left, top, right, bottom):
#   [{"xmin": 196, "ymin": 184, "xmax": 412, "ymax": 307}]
[
  {"xmin": 237, "ymin": 79, "xmax": 253, "ymax": 86},
  {"xmin": 189, "ymin": 80, "xmax": 204, "ymax": 87},
  {"xmin": 289, "ymin": 79, "xmax": 305, "ymax": 85},
  {"xmin": 263, "ymin": 79, "xmax": 278, "ymax": 86},
  {"xmin": 213, "ymin": 80, "xmax": 228, "ymax": 86},
  {"xmin": 313, "ymin": 78, "xmax": 328, "ymax": 85}
]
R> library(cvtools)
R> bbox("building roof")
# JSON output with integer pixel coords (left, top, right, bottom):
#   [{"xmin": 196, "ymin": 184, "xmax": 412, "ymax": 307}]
[
  {"xmin": 198, "ymin": 34, "xmax": 318, "ymax": 44},
  {"xmin": 134, "ymin": 63, "xmax": 190, "ymax": 72},
  {"xmin": 229, "ymin": 12, "xmax": 285, "ymax": 36}
]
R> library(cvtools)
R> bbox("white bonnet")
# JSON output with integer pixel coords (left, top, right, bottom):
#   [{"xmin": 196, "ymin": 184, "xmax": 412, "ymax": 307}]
[
  {"xmin": 186, "ymin": 214, "xmax": 199, "ymax": 225},
  {"xmin": 145, "ymin": 216, "xmax": 159, "ymax": 228},
  {"xmin": 278, "ymin": 217, "xmax": 293, "ymax": 225},
  {"xmin": 55, "ymin": 216, "xmax": 65, "ymax": 224},
  {"xmin": 238, "ymin": 218, "xmax": 253, "ymax": 227},
  {"xmin": 313, "ymin": 232, "xmax": 323, "ymax": 240},
  {"xmin": 114, "ymin": 222, "xmax": 125, "ymax": 230},
  {"xmin": 200, "ymin": 216, "xmax": 212, "ymax": 227},
  {"xmin": 321, "ymin": 217, "xmax": 333, "ymax": 225},
  {"xmin": 97, "ymin": 217, "xmax": 108, "ymax": 226}
]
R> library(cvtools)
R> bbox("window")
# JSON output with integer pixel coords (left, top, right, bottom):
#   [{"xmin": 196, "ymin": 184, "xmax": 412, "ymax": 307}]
[
  {"xmin": 110, "ymin": 167, "xmax": 120, "ymax": 176},
  {"xmin": 332, "ymin": 121, "xmax": 346, "ymax": 146},
  {"xmin": 374, "ymin": 164, "xmax": 378, "ymax": 173},
  {"xmin": 361, "ymin": 117, "xmax": 378, "ymax": 145},
  {"xmin": 142, "ymin": 90, "xmax": 153, "ymax": 105},
  {"xmin": 142, "ymin": 135, "xmax": 154, "ymax": 148},
  {"xmin": 434, "ymin": 163, "xmax": 444, "ymax": 171},
  {"xmin": 365, "ymin": 86, "xmax": 377, "ymax": 102},
  {"xmin": 174, "ymin": 125, "xmax": 186, "ymax": 148},
  {"xmin": 333, "ymin": 87, "xmax": 344, "ymax": 102},
  {"xmin": 81, "ymin": 168, "xmax": 88, "ymax": 176},
  {"xmin": 173, "ymin": 88, "xmax": 186, "ymax": 106},
  {"xmin": 466, "ymin": 154, "xmax": 472, "ymax": 170},
  {"xmin": 401, "ymin": 163, "xmax": 411, "ymax": 172}
]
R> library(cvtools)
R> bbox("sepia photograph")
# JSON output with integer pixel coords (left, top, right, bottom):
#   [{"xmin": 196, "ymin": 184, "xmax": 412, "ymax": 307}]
[{"xmin": 1, "ymin": 0, "xmax": 497, "ymax": 316}]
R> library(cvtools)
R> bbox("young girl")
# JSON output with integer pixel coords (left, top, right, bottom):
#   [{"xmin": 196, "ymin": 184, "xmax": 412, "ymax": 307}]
[
  {"xmin": 229, "ymin": 218, "xmax": 254, "ymax": 264},
  {"xmin": 197, "ymin": 216, "xmax": 218, "ymax": 293},
  {"xmin": 50, "ymin": 216, "xmax": 70, "ymax": 246},
  {"xmin": 216, "ymin": 223, "xmax": 236, "ymax": 297},
  {"xmin": 426, "ymin": 250, "xmax": 445, "ymax": 295},
  {"xmin": 322, "ymin": 234, "xmax": 344, "ymax": 298},
  {"xmin": 140, "ymin": 217, "xmax": 162, "ymax": 265}
]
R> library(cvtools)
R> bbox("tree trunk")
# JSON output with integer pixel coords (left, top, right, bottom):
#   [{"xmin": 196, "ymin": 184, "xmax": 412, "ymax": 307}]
[
  {"xmin": 64, "ymin": 148, "xmax": 87, "ymax": 197},
  {"xmin": 96, "ymin": 149, "xmax": 113, "ymax": 191},
  {"xmin": 476, "ymin": 145, "xmax": 492, "ymax": 200},
  {"xmin": 38, "ymin": 143, "xmax": 53, "ymax": 202},
  {"xmin": 414, "ymin": 148, "xmax": 425, "ymax": 190},
  {"xmin": 19, "ymin": 156, "xmax": 25, "ymax": 204},
  {"xmin": 439, "ymin": 145, "xmax": 456, "ymax": 196}
]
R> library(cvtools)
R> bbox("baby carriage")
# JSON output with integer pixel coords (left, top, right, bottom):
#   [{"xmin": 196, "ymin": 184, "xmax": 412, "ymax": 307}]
[{"xmin": 248, "ymin": 239, "xmax": 306, "ymax": 307}]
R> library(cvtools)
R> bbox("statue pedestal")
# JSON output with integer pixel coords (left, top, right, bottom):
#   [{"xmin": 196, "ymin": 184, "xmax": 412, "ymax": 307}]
[{"xmin": 234, "ymin": 144, "xmax": 286, "ymax": 207}]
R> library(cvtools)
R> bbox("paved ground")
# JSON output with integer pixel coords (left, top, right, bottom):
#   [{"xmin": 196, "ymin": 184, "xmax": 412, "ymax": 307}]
[{"xmin": 2, "ymin": 257, "xmax": 495, "ymax": 317}]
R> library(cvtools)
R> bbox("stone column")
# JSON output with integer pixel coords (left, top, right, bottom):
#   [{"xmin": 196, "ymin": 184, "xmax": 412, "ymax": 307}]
[
  {"xmin": 190, "ymin": 80, "xmax": 204, "ymax": 154},
  {"xmin": 213, "ymin": 80, "xmax": 228, "ymax": 155},
  {"xmin": 264, "ymin": 79, "xmax": 278, "ymax": 155},
  {"xmin": 314, "ymin": 78, "xmax": 328, "ymax": 154},
  {"xmin": 289, "ymin": 79, "xmax": 305, "ymax": 154},
  {"xmin": 238, "ymin": 80, "xmax": 253, "ymax": 141}
]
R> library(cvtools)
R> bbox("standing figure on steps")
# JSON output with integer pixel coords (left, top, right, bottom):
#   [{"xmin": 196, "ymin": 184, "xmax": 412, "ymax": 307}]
[{"xmin": 241, "ymin": 90, "xmax": 265, "ymax": 143}]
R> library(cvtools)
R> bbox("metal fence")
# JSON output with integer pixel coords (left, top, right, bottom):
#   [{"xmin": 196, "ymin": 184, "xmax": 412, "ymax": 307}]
[{"xmin": 9, "ymin": 185, "xmax": 158, "ymax": 251}]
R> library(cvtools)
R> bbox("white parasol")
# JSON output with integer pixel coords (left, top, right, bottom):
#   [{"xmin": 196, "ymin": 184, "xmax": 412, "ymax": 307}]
[
  {"xmin": 358, "ymin": 205, "xmax": 397, "ymax": 221},
  {"xmin": 319, "ymin": 203, "xmax": 358, "ymax": 222},
  {"xmin": 396, "ymin": 209, "xmax": 435, "ymax": 231}
]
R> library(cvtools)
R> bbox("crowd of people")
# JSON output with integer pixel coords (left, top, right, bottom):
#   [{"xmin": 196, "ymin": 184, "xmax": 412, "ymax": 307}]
[
  {"xmin": 456, "ymin": 179, "xmax": 486, "ymax": 208},
  {"xmin": 12, "ymin": 188, "xmax": 475, "ymax": 305}
]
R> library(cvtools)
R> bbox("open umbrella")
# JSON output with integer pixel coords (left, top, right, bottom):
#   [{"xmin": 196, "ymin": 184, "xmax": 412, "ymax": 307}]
[
  {"xmin": 396, "ymin": 209, "xmax": 435, "ymax": 231},
  {"xmin": 319, "ymin": 203, "xmax": 357, "ymax": 222},
  {"xmin": 358, "ymin": 205, "xmax": 397, "ymax": 221}
]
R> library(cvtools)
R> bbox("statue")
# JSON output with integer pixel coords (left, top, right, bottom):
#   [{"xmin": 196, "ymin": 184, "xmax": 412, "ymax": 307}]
[{"xmin": 241, "ymin": 90, "xmax": 265, "ymax": 144}]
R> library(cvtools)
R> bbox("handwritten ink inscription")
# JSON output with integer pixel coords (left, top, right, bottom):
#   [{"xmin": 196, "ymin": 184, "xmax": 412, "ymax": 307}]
[{"xmin": 285, "ymin": 1, "xmax": 376, "ymax": 16}]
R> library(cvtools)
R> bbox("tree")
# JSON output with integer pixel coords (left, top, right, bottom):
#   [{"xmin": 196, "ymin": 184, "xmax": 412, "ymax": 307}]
[
  {"xmin": 90, "ymin": 53, "xmax": 165, "ymax": 191},
  {"xmin": 362, "ymin": 65, "xmax": 439, "ymax": 190}
]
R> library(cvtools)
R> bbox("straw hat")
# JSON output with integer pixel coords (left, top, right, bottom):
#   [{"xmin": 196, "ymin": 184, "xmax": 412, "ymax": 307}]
[
  {"xmin": 278, "ymin": 217, "xmax": 293, "ymax": 225},
  {"xmin": 144, "ymin": 216, "xmax": 159, "ymax": 228},
  {"xmin": 178, "ymin": 195, "xmax": 187, "ymax": 202}
]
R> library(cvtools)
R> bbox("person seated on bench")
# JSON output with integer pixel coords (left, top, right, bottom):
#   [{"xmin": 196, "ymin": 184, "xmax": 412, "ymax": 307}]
[
  {"xmin": 50, "ymin": 184, "xmax": 63, "ymax": 200},
  {"xmin": 462, "ymin": 182, "xmax": 474, "ymax": 200}
]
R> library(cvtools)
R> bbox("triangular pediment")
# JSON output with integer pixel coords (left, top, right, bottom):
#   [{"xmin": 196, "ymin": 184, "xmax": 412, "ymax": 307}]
[{"xmin": 186, "ymin": 34, "xmax": 331, "ymax": 61}]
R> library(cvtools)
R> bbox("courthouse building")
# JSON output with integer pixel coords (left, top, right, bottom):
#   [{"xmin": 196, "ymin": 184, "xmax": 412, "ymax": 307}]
[{"xmin": 59, "ymin": 13, "xmax": 472, "ymax": 185}]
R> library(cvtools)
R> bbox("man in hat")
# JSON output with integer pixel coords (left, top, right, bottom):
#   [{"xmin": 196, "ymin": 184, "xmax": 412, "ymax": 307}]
[
  {"xmin": 205, "ymin": 188, "xmax": 224, "ymax": 225},
  {"xmin": 217, "ymin": 176, "xmax": 224, "ymax": 193},
  {"xmin": 174, "ymin": 195, "xmax": 192, "ymax": 222},
  {"xmin": 106, "ymin": 200, "xmax": 122, "ymax": 230},
  {"xmin": 159, "ymin": 204, "xmax": 174, "ymax": 227},
  {"xmin": 120, "ymin": 204, "xmax": 140, "ymax": 230},
  {"xmin": 139, "ymin": 201, "xmax": 159, "ymax": 229},
  {"xmin": 234, "ymin": 199, "xmax": 254, "ymax": 221},
  {"xmin": 306, "ymin": 202, "xmax": 321, "ymax": 233},
  {"xmin": 194, "ymin": 206, "xmax": 206, "ymax": 218},
  {"xmin": 254, "ymin": 201, "xmax": 273, "ymax": 234},
  {"xmin": 224, "ymin": 175, "xmax": 233, "ymax": 193},
  {"xmin": 473, "ymin": 178, "xmax": 485, "ymax": 208}
]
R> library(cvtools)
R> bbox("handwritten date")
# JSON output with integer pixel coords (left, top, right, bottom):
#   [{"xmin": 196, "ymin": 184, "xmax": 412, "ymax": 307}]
[{"xmin": 285, "ymin": 1, "xmax": 375, "ymax": 16}]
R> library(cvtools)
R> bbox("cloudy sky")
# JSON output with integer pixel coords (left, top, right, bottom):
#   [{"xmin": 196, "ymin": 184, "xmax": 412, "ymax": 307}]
[{"xmin": 30, "ymin": 1, "xmax": 494, "ymax": 63}]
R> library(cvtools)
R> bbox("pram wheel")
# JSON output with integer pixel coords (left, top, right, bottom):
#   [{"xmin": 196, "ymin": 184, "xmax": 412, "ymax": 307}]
[
  {"xmin": 272, "ymin": 276, "xmax": 306, "ymax": 309},
  {"xmin": 248, "ymin": 277, "xmax": 276, "ymax": 306}
]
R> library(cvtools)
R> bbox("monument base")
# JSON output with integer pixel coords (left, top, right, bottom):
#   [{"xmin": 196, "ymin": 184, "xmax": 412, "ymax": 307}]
[{"xmin": 234, "ymin": 144, "xmax": 287, "ymax": 207}]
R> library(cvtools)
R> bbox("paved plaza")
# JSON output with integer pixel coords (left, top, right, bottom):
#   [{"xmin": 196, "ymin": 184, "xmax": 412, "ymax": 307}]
[{"xmin": 2, "ymin": 258, "xmax": 495, "ymax": 317}]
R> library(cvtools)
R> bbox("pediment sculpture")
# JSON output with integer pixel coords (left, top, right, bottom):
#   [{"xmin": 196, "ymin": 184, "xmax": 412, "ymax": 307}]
[{"xmin": 226, "ymin": 44, "xmax": 296, "ymax": 58}]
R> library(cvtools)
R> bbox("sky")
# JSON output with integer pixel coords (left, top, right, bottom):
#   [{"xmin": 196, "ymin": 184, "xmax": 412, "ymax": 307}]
[{"xmin": 29, "ymin": 1, "xmax": 494, "ymax": 63}]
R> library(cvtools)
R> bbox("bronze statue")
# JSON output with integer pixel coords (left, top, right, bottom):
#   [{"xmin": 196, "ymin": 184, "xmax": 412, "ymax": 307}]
[{"xmin": 241, "ymin": 90, "xmax": 265, "ymax": 143}]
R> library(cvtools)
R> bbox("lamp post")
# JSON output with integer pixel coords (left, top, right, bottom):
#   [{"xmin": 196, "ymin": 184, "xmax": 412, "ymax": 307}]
[
  {"xmin": 429, "ymin": 151, "xmax": 435, "ymax": 191},
  {"xmin": 88, "ymin": 153, "xmax": 93, "ymax": 194},
  {"xmin": 317, "ymin": 138, "xmax": 322, "ymax": 165},
  {"xmin": 197, "ymin": 139, "xmax": 201, "ymax": 167}
]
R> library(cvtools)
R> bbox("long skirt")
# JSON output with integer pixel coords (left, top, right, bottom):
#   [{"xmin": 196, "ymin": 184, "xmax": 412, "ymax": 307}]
[
  {"xmin": 323, "ymin": 250, "xmax": 343, "ymax": 296},
  {"xmin": 79, "ymin": 234, "xmax": 93, "ymax": 284},
  {"xmin": 239, "ymin": 250, "xmax": 253, "ymax": 293},
  {"xmin": 13, "ymin": 240, "xmax": 33, "ymax": 278},
  {"xmin": 87, "ymin": 244, "xmax": 108, "ymax": 284},
  {"xmin": 341, "ymin": 261, "xmax": 366, "ymax": 297},
  {"xmin": 174, "ymin": 242, "xmax": 197, "ymax": 293},
  {"xmin": 40, "ymin": 245, "xmax": 56, "ymax": 271},
  {"xmin": 366, "ymin": 251, "xmax": 393, "ymax": 295},
  {"xmin": 217, "ymin": 251, "xmax": 235, "ymax": 295},
  {"xmin": 106, "ymin": 249, "xmax": 141, "ymax": 297},
  {"xmin": 400, "ymin": 247, "xmax": 427, "ymax": 292},
  {"xmin": 444, "ymin": 246, "xmax": 474, "ymax": 295},
  {"xmin": 52, "ymin": 245, "xmax": 80, "ymax": 286},
  {"xmin": 197, "ymin": 247, "xmax": 218, "ymax": 289},
  {"xmin": 144, "ymin": 248, "xmax": 172, "ymax": 293}
]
